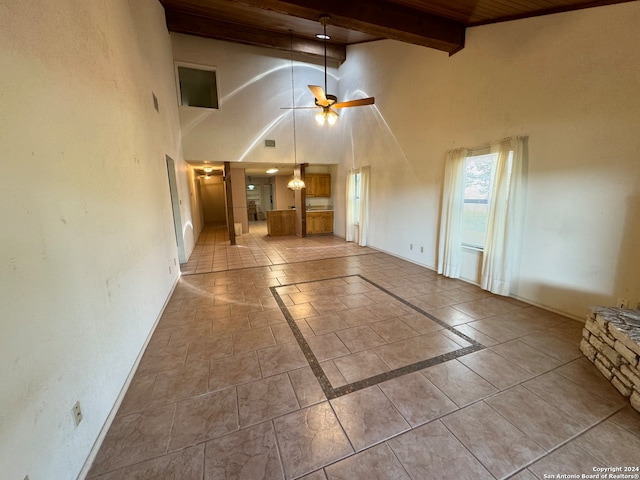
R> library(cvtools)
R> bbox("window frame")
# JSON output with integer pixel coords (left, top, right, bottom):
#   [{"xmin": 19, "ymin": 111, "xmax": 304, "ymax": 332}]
[
  {"xmin": 461, "ymin": 147, "xmax": 496, "ymax": 250},
  {"xmin": 174, "ymin": 61, "xmax": 220, "ymax": 110}
]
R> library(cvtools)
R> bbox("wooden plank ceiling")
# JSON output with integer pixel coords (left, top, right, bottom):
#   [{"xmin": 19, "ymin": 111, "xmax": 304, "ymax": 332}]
[{"xmin": 160, "ymin": 0, "xmax": 633, "ymax": 61}]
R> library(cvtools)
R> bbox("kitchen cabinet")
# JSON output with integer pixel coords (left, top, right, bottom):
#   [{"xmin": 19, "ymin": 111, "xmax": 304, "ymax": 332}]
[
  {"xmin": 306, "ymin": 211, "xmax": 333, "ymax": 234},
  {"xmin": 305, "ymin": 174, "xmax": 331, "ymax": 197}
]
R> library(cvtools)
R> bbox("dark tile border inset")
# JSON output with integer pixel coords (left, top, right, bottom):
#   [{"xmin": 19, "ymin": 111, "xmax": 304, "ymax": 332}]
[{"xmin": 270, "ymin": 274, "xmax": 486, "ymax": 400}]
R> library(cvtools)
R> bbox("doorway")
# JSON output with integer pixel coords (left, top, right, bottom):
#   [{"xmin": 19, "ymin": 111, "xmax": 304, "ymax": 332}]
[
  {"xmin": 166, "ymin": 156, "xmax": 187, "ymax": 264},
  {"xmin": 245, "ymin": 178, "xmax": 272, "ymax": 231}
]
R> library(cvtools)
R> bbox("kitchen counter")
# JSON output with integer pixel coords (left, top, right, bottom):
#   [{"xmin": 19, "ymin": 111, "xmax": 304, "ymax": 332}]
[
  {"xmin": 306, "ymin": 204, "xmax": 333, "ymax": 211},
  {"xmin": 306, "ymin": 210, "xmax": 334, "ymax": 234}
]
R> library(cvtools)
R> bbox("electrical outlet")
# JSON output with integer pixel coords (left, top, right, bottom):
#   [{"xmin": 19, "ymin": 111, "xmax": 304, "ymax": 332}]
[
  {"xmin": 617, "ymin": 298, "xmax": 628, "ymax": 309},
  {"xmin": 72, "ymin": 401, "xmax": 83, "ymax": 426},
  {"xmin": 420, "ymin": 246, "xmax": 424, "ymax": 253},
  {"xmin": 410, "ymin": 244, "xmax": 413, "ymax": 250},
  {"xmin": 169, "ymin": 266, "xmax": 172, "ymax": 275}
]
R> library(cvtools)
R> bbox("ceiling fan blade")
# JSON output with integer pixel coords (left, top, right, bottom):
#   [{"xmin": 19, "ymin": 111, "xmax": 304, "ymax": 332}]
[
  {"xmin": 280, "ymin": 106, "xmax": 321, "ymax": 109},
  {"xmin": 333, "ymin": 97, "xmax": 375, "ymax": 109},
  {"xmin": 308, "ymin": 85, "xmax": 329, "ymax": 107}
]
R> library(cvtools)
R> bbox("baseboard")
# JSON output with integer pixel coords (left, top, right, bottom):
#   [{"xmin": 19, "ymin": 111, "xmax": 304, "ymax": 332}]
[
  {"xmin": 363, "ymin": 244, "xmax": 585, "ymax": 323},
  {"xmin": 76, "ymin": 275, "xmax": 181, "ymax": 480},
  {"xmin": 366, "ymin": 244, "xmax": 437, "ymax": 272}
]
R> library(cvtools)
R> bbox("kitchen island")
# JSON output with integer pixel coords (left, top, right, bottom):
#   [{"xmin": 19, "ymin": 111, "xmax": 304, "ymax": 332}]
[{"xmin": 266, "ymin": 209, "xmax": 296, "ymax": 236}]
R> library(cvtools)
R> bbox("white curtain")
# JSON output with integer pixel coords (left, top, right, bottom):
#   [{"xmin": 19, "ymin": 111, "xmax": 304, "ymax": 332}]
[
  {"xmin": 437, "ymin": 148, "xmax": 468, "ymax": 278},
  {"xmin": 345, "ymin": 171, "xmax": 357, "ymax": 242},
  {"xmin": 481, "ymin": 136, "xmax": 526, "ymax": 295},
  {"xmin": 358, "ymin": 166, "xmax": 371, "ymax": 246}
]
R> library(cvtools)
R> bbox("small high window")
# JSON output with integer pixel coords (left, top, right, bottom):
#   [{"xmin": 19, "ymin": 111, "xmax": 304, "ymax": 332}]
[{"xmin": 177, "ymin": 65, "xmax": 219, "ymax": 109}]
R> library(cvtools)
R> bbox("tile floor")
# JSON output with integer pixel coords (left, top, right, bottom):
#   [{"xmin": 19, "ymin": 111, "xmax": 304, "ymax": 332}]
[
  {"xmin": 87, "ymin": 224, "xmax": 640, "ymax": 479},
  {"xmin": 181, "ymin": 222, "xmax": 375, "ymax": 274}
]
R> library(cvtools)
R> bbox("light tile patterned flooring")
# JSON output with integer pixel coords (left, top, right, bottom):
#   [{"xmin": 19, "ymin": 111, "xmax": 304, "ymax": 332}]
[
  {"xmin": 182, "ymin": 222, "xmax": 374, "ymax": 274},
  {"xmin": 88, "ymin": 225, "xmax": 640, "ymax": 479}
]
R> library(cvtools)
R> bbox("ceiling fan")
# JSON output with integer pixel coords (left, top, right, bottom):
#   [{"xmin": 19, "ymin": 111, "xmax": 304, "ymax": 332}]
[{"xmin": 284, "ymin": 15, "xmax": 375, "ymax": 126}]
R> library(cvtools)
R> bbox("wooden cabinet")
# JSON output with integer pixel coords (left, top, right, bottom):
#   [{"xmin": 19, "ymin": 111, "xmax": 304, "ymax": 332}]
[
  {"xmin": 305, "ymin": 174, "xmax": 331, "ymax": 197},
  {"xmin": 267, "ymin": 210, "xmax": 295, "ymax": 236},
  {"xmin": 306, "ymin": 211, "xmax": 333, "ymax": 234}
]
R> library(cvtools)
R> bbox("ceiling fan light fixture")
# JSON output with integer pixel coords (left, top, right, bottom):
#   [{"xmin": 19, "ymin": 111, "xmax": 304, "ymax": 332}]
[
  {"xmin": 327, "ymin": 109, "xmax": 338, "ymax": 126},
  {"xmin": 315, "ymin": 109, "xmax": 338, "ymax": 126}
]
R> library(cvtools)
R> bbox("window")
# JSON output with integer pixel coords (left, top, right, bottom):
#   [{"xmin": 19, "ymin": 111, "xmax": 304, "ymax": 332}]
[
  {"xmin": 438, "ymin": 136, "xmax": 525, "ymax": 295},
  {"xmin": 177, "ymin": 65, "xmax": 219, "ymax": 109},
  {"xmin": 461, "ymin": 151, "xmax": 496, "ymax": 248}
]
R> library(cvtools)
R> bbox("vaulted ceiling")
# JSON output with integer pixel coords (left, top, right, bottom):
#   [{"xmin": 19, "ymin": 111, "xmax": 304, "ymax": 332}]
[{"xmin": 160, "ymin": 0, "xmax": 632, "ymax": 62}]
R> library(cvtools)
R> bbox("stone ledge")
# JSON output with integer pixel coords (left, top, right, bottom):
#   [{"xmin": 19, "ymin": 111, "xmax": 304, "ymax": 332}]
[{"xmin": 582, "ymin": 307, "xmax": 640, "ymax": 412}]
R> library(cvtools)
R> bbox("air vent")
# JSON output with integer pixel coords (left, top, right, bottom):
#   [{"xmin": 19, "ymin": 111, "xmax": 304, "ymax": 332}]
[{"xmin": 264, "ymin": 139, "xmax": 276, "ymax": 148}]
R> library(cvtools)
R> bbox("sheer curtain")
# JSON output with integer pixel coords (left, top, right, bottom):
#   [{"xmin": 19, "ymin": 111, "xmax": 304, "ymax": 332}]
[
  {"xmin": 345, "ymin": 171, "xmax": 357, "ymax": 242},
  {"xmin": 481, "ymin": 136, "xmax": 526, "ymax": 295},
  {"xmin": 358, "ymin": 166, "xmax": 371, "ymax": 246},
  {"xmin": 437, "ymin": 148, "xmax": 467, "ymax": 278},
  {"xmin": 345, "ymin": 166, "xmax": 370, "ymax": 246}
]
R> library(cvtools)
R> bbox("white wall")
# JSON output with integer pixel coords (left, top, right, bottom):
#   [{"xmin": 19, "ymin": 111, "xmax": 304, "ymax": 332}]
[
  {"xmin": 275, "ymin": 175, "xmax": 296, "ymax": 210},
  {"xmin": 188, "ymin": 168, "xmax": 205, "ymax": 236},
  {"xmin": 0, "ymin": 1, "xmax": 191, "ymax": 478},
  {"xmin": 200, "ymin": 176, "xmax": 226, "ymax": 223},
  {"xmin": 172, "ymin": 34, "xmax": 345, "ymax": 167},
  {"xmin": 337, "ymin": 2, "xmax": 640, "ymax": 318},
  {"xmin": 231, "ymin": 168, "xmax": 249, "ymax": 233}
]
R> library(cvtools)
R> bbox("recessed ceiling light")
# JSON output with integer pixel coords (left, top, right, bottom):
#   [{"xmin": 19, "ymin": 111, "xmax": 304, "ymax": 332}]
[
  {"xmin": 316, "ymin": 34, "xmax": 330, "ymax": 40},
  {"xmin": 266, "ymin": 168, "xmax": 279, "ymax": 174}
]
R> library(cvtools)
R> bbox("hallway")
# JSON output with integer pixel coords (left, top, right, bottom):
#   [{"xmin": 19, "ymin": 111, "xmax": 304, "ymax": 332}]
[{"xmin": 87, "ymin": 229, "xmax": 640, "ymax": 479}]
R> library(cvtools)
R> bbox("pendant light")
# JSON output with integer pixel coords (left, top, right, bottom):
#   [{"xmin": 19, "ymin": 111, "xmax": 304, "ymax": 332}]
[{"xmin": 287, "ymin": 31, "xmax": 306, "ymax": 191}]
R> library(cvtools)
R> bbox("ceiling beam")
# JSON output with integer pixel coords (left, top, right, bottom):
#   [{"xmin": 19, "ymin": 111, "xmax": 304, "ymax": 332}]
[
  {"xmin": 238, "ymin": 0, "xmax": 465, "ymax": 54},
  {"xmin": 165, "ymin": 9, "xmax": 347, "ymax": 63}
]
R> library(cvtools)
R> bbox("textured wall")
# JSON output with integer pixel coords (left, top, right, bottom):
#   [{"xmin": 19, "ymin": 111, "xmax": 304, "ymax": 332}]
[
  {"xmin": 336, "ymin": 2, "xmax": 640, "ymax": 318},
  {"xmin": 0, "ymin": 1, "xmax": 191, "ymax": 478}
]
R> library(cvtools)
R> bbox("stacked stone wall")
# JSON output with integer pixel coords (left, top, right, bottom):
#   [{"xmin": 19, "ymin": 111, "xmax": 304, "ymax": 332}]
[{"xmin": 581, "ymin": 307, "xmax": 640, "ymax": 413}]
